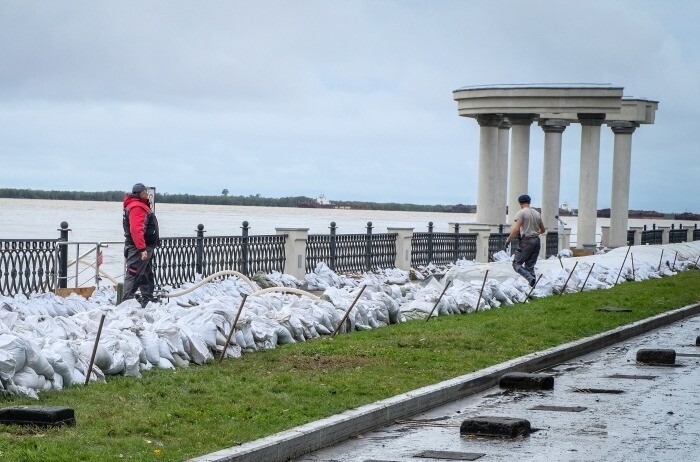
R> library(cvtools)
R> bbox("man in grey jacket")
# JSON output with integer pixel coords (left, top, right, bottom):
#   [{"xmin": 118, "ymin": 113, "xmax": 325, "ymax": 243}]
[{"xmin": 504, "ymin": 194, "xmax": 546, "ymax": 287}]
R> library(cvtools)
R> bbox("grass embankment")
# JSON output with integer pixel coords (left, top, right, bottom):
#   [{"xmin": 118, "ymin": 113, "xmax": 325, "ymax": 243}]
[{"xmin": 2, "ymin": 271, "xmax": 700, "ymax": 461}]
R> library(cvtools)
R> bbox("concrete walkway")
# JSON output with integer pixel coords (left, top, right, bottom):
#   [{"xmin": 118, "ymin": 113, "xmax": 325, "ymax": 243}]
[{"xmin": 190, "ymin": 302, "xmax": 700, "ymax": 462}]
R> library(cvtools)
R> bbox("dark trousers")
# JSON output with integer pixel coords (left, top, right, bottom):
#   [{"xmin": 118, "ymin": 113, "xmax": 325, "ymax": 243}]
[
  {"xmin": 512, "ymin": 236, "xmax": 540, "ymax": 284},
  {"xmin": 123, "ymin": 245, "xmax": 155, "ymax": 307}
]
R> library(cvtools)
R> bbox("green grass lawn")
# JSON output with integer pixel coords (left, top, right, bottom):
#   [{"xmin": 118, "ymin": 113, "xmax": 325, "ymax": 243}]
[{"xmin": 2, "ymin": 271, "xmax": 700, "ymax": 461}]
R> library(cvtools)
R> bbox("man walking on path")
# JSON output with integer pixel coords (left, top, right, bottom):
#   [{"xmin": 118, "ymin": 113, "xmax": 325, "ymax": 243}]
[
  {"xmin": 504, "ymin": 194, "xmax": 545, "ymax": 287},
  {"xmin": 122, "ymin": 183, "xmax": 159, "ymax": 307}
]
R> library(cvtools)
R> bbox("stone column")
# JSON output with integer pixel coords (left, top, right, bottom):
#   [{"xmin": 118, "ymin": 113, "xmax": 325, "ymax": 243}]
[
  {"xmin": 387, "ymin": 227, "xmax": 414, "ymax": 271},
  {"xmin": 576, "ymin": 114, "xmax": 605, "ymax": 250},
  {"xmin": 475, "ymin": 114, "xmax": 504, "ymax": 225},
  {"xmin": 600, "ymin": 226, "xmax": 610, "ymax": 248},
  {"xmin": 508, "ymin": 114, "xmax": 535, "ymax": 223},
  {"xmin": 539, "ymin": 119, "xmax": 569, "ymax": 232},
  {"xmin": 495, "ymin": 120, "xmax": 511, "ymax": 224},
  {"xmin": 467, "ymin": 225, "xmax": 494, "ymax": 263},
  {"xmin": 276, "ymin": 228, "xmax": 309, "ymax": 281},
  {"xmin": 608, "ymin": 122, "xmax": 638, "ymax": 248},
  {"xmin": 629, "ymin": 226, "xmax": 643, "ymax": 246}
]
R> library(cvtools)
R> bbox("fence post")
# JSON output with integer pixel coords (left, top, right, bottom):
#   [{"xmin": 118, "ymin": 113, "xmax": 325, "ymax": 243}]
[
  {"xmin": 453, "ymin": 223, "xmax": 460, "ymax": 263},
  {"xmin": 686, "ymin": 224, "xmax": 694, "ymax": 243},
  {"xmin": 365, "ymin": 221, "xmax": 373, "ymax": 271},
  {"xmin": 427, "ymin": 222, "xmax": 434, "ymax": 264},
  {"xmin": 241, "ymin": 221, "xmax": 249, "ymax": 276},
  {"xmin": 658, "ymin": 223, "xmax": 670, "ymax": 245},
  {"xmin": 275, "ymin": 228, "xmax": 309, "ymax": 281},
  {"xmin": 195, "ymin": 224, "xmax": 205, "ymax": 275},
  {"xmin": 329, "ymin": 222, "xmax": 337, "ymax": 271},
  {"xmin": 387, "ymin": 227, "xmax": 413, "ymax": 271},
  {"xmin": 57, "ymin": 221, "xmax": 70, "ymax": 289}
]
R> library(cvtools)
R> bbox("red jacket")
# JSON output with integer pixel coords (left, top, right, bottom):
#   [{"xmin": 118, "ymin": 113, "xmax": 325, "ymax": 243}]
[{"xmin": 123, "ymin": 194, "xmax": 152, "ymax": 251}]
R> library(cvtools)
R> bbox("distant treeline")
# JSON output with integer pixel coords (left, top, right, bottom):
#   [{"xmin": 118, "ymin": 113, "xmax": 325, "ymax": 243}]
[{"xmin": 0, "ymin": 188, "xmax": 459, "ymax": 213}]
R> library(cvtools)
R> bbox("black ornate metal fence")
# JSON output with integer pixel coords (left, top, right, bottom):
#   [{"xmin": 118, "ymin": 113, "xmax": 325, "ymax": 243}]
[
  {"xmin": 641, "ymin": 224, "xmax": 663, "ymax": 245},
  {"xmin": 627, "ymin": 230, "xmax": 635, "ymax": 246},
  {"xmin": 545, "ymin": 231, "xmax": 558, "ymax": 258},
  {"xmin": 0, "ymin": 239, "xmax": 58, "ymax": 296},
  {"xmin": 488, "ymin": 224, "xmax": 515, "ymax": 261},
  {"xmin": 410, "ymin": 222, "xmax": 477, "ymax": 266},
  {"xmin": 305, "ymin": 222, "xmax": 397, "ymax": 273},
  {"xmin": 153, "ymin": 222, "xmax": 286, "ymax": 288},
  {"xmin": 695, "ymin": 225, "xmax": 700, "ymax": 241},
  {"xmin": 668, "ymin": 224, "xmax": 687, "ymax": 244}
]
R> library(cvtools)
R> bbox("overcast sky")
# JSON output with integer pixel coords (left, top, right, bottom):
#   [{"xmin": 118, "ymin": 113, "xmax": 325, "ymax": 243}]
[{"xmin": 1, "ymin": 1, "xmax": 698, "ymax": 212}]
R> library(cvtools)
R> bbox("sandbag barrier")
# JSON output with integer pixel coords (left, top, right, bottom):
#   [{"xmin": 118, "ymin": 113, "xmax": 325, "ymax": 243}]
[{"xmin": 0, "ymin": 243, "xmax": 698, "ymax": 398}]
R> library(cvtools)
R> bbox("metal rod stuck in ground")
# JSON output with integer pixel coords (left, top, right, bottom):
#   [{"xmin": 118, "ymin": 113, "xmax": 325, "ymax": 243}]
[
  {"xmin": 580, "ymin": 263, "xmax": 596, "ymax": 293},
  {"xmin": 333, "ymin": 285, "xmax": 367, "ymax": 337},
  {"xmin": 219, "ymin": 294, "xmax": 248, "ymax": 363},
  {"xmin": 475, "ymin": 270, "xmax": 489, "ymax": 312},
  {"xmin": 559, "ymin": 261, "xmax": 579, "ymax": 295},
  {"xmin": 615, "ymin": 246, "xmax": 632, "ymax": 285},
  {"xmin": 85, "ymin": 313, "xmax": 106, "ymax": 386},
  {"xmin": 426, "ymin": 280, "xmax": 453, "ymax": 322}
]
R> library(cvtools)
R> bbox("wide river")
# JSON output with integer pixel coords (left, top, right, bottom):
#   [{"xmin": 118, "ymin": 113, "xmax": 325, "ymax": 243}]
[{"xmin": 1, "ymin": 198, "xmax": 696, "ymax": 284}]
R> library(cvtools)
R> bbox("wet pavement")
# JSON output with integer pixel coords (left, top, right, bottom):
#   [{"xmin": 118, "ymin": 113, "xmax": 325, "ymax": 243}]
[{"xmin": 295, "ymin": 315, "xmax": 700, "ymax": 462}]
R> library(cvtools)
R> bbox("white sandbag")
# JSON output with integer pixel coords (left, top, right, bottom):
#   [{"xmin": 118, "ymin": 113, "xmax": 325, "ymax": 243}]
[
  {"xmin": 13, "ymin": 366, "xmax": 42, "ymax": 390},
  {"xmin": 139, "ymin": 330, "xmax": 161, "ymax": 365},
  {"xmin": 179, "ymin": 327, "xmax": 213, "ymax": 365},
  {"xmin": 51, "ymin": 372, "xmax": 64, "ymax": 390},
  {"xmin": 44, "ymin": 350, "xmax": 74, "ymax": 386},
  {"xmin": 157, "ymin": 358, "xmax": 176, "ymax": 370},
  {"xmin": 79, "ymin": 340, "xmax": 111, "ymax": 372},
  {"xmin": 15, "ymin": 385, "xmax": 39, "ymax": 399},
  {"xmin": 0, "ymin": 334, "xmax": 27, "ymax": 373},
  {"xmin": 0, "ymin": 349, "xmax": 17, "ymax": 382},
  {"xmin": 25, "ymin": 341, "xmax": 54, "ymax": 379}
]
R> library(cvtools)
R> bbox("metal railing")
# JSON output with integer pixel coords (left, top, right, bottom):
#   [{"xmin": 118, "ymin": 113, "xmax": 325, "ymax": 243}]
[
  {"xmin": 154, "ymin": 222, "xmax": 286, "ymax": 288},
  {"xmin": 641, "ymin": 224, "xmax": 663, "ymax": 245},
  {"xmin": 0, "ymin": 239, "xmax": 58, "ymax": 296},
  {"xmin": 306, "ymin": 222, "xmax": 397, "ymax": 273},
  {"xmin": 669, "ymin": 224, "xmax": 687, "ymax": 244},
  {"xmin": 410, "ymin": 222, "xmax": 477, "ymax": 266}
]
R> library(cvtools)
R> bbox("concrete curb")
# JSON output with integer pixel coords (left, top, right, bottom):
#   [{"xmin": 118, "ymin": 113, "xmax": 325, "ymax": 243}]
[{"xmin": 189, "ymin": 302, "xmax": 700, "ymax": 462}]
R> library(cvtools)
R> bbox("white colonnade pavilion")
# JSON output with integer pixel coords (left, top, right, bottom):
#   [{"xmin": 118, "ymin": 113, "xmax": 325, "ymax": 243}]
[{"xmin": 452, "ymin": 84, "xmax": 658, "ymax": 250}]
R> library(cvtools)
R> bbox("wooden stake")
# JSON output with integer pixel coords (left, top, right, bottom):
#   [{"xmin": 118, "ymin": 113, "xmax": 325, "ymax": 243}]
[
  {"xmin": 219, "ymin": 294, "xmax": 248, "ymax": 363},
  {"xmin": 85, "ymin": 314, "xmax": 106, "ymax": 386},
  {"xmin": 332, "ymin": 285, "xmax": 367, "ymax": 337},
  {"xmin": 658, "ymin": 249, "xmax": 664, "ymax": 272},
  {"xmin": 671, "ymin": 251, "xmax": 678, "ymax": 271},
  {"xmin": 426, "ymin": 280, "xmax": 453, "ymax": 322}
]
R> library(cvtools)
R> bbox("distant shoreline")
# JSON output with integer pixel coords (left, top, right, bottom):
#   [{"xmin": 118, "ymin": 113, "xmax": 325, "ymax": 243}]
[{"xmin": 1, "ymin": 188, "xmax": 698, "ymax": 220}]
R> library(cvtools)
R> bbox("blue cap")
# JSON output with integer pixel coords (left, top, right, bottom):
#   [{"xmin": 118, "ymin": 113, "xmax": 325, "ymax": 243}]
[{"xmin": 518, "ymin": 194, "xmax": 531, "ymax": 203}]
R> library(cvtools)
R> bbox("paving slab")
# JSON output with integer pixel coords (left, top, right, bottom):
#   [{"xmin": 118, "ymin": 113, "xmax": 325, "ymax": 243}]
[{"xmin": 296, "ymin": 313, "xmax": 700, "ymax": 462}]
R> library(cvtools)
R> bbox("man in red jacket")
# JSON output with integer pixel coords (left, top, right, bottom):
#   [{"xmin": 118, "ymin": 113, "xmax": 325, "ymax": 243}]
[{"xmin": 122, "ymin": 183, "xmax": 159, "ymax": 306}]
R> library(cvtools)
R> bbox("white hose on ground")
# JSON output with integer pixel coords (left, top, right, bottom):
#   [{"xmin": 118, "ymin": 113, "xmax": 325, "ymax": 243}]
[
  {"xmin": 251, "ymin": 286, "xmax": 320, "ymax": 300},
  {"xmin": 162, "ymin": 270, "xmax": 261, "ymax": 298}
]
